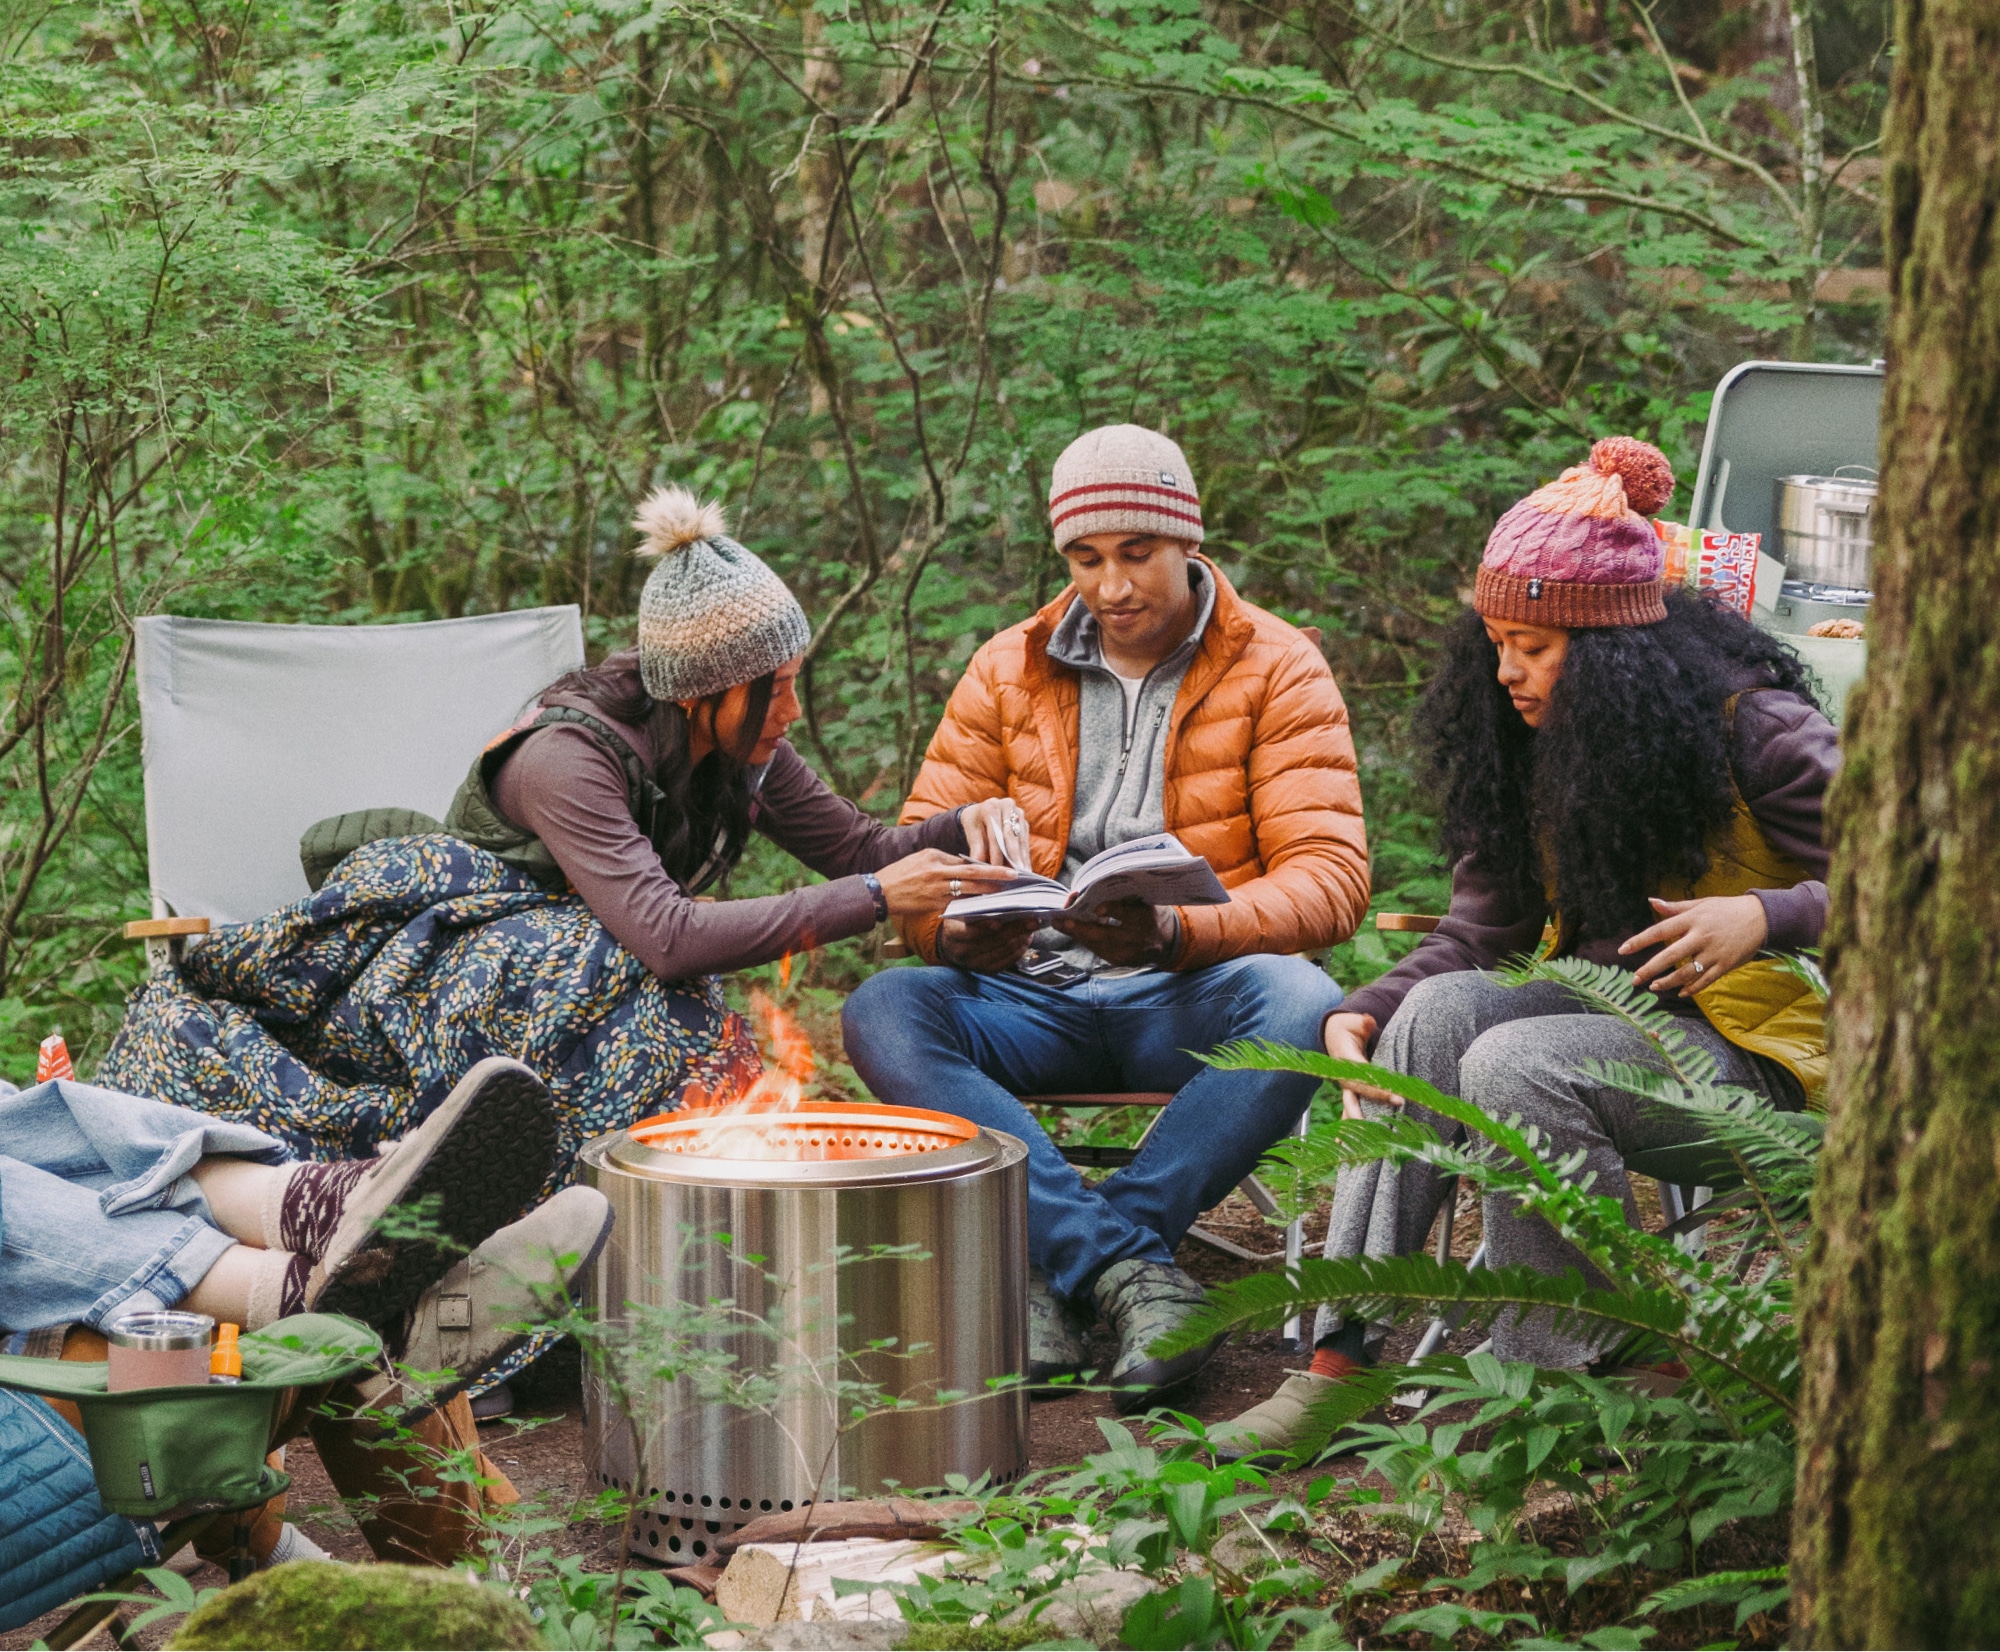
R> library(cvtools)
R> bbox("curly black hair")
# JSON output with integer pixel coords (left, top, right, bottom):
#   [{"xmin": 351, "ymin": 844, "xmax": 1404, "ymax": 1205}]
[{"xmin": 1417, "ymin": 587, "xmax": 1821, "ymax": 943}]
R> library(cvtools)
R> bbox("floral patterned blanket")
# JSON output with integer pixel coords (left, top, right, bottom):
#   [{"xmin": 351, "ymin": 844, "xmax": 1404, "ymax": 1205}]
[{"xmin": 100, "ymin": 835, "xmax": 759, "ymax": 1187}]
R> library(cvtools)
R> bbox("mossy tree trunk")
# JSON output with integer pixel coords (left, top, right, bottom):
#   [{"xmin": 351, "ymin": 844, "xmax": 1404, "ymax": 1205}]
[{"xmin": 1791, "ymin": 0, "xmax": 2000, "ymax": 1643}]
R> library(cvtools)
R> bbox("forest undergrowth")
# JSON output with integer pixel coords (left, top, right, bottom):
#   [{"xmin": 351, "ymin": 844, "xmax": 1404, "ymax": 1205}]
[{"xmin": 1, "ymin": 0, "xmax": 1889, "ymax": 1077}]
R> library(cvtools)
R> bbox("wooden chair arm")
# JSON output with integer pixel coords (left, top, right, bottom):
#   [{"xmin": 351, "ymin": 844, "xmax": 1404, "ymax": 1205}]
[
  {"xmin": 125, "ymin": 916, "xmax": 212, "ymax": 974},
  {"xmin": 1375, "ymin": 912, "xmax": 1442, "ymax": 934},
  {"xmin": 124, "ymin": 917, "xmax": 212, "ymax": 940},
  {"xmin": 1022, "ymin": 1092, "xmax": 1175, "ymax": 1109}
]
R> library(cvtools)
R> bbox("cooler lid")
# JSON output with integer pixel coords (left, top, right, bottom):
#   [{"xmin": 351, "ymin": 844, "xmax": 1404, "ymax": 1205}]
[{"xmin": 1688, "ymin": 360, "xmax": 1884, "ymax": 547}]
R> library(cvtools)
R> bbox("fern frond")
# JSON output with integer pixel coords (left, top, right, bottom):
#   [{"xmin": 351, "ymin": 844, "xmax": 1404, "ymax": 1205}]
[
  {"xmin": 1771, "ymin": 949, "xmax": 1827, "ymax": 1001},
  {"xmin": 1259, "ymin": 1112, "xmax": 1445, "ymax": 1181},
  {"xmin": 1587, "ymin": 1058, "xmax": 1820, "ymax": 1213},
  {"xmin": 1640, "ymin": 1566, "xmax": 1789, "ymax": 1621},
  {"xmin": 1162, "ymin": 1255, "xmax": 1797, "ymax": 1414},
  {"xmin": 1495, "ymin": 955, "xmax": 1720, "ymax": 1088},
  {"xmin": 1210, "ymin": 1040, "xmax": 1565, "ymax": 1193}
]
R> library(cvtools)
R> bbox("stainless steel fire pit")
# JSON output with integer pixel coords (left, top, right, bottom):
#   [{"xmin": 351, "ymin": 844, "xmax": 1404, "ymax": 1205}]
[{"xmin": 578, "ymin": 1101, "xmax": 1029, "ymax": 1563}]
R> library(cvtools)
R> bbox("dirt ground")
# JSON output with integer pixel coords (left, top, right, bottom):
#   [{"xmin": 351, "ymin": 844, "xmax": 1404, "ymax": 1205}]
[{"xmin": 12, "ymin": 1176, "xmax": 1631, "ymax": 1648}]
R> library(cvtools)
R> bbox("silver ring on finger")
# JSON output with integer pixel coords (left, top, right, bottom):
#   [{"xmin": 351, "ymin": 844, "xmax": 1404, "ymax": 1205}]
[
  {"xmin": 949, "ymin": 878, "xmax": 962, "ymax": 899},
  {"xmin": 1691, "ymin": 959, "xmax": 1705, "ymax": 976}
]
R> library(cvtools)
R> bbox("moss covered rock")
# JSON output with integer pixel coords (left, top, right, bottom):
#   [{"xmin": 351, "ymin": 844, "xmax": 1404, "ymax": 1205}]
[{"xmin": 167, "ymin": 1560, "xmax": 542, "ymax": 1650}]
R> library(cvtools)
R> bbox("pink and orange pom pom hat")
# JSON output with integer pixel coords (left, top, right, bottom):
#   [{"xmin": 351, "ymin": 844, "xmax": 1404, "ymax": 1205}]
[{"xmin": 1474, "ymin": 436, "xmax": 1677, "ymax": 628}]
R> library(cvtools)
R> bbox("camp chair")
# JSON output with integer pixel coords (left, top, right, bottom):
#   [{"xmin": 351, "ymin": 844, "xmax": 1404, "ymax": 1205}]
[
  {"xmin": 1374, "ymin": 913, "xmax": 1729, "ymax": 1365},
  {"xmin": 10, "ymin": 1316, "xmax": 382, "ymax": 1648},
  {"xmin": 122, "ymin": 607, "xmax": 585, "ymax": 965}
]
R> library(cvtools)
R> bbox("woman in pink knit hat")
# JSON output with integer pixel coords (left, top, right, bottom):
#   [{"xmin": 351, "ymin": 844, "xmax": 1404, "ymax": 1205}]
[{"xmin": 1214, "ymin": 437, "xmax": 1840, "ymax": 1461}]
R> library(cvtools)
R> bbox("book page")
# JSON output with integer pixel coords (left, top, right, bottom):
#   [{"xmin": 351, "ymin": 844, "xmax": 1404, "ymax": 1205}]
[
  {"xmin": 1069, "ymin": 834, "xmax": 1228, "ymax": 914},
  {"xmin": 1068, "ymin": 859, "xmax": 1227, "ymax": 914},
  {"xmin": 944, "ymin": 874, "xmax": 1070, "ymax": 922}
]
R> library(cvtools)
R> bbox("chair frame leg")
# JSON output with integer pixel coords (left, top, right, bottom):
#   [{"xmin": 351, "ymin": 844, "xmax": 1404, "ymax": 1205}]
[
  {"xmin": 1656, "ymin": 1178, "xmax": 1714, "ymax": 1257},
  {"xmin": 1408, "ymin": 1175, "xmax": 1463, "ymax": 1363},
  {"xmin": 43, "ymin": 1512, "xmax": 222, "ymax": 1650},
  {"xmin": 1281, "ymin": 1109, "xmax": 1309, "ymax": 1347}
]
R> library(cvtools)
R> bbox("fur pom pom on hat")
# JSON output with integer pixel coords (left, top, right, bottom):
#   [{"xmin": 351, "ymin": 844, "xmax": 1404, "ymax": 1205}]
[
  {"xmin": 632, "ymin": 486, "xmax": 811, "ymax": 703},
  {"xmin": 1473, "ymin": 437, "xmax": 1677, "ymax": 628}
]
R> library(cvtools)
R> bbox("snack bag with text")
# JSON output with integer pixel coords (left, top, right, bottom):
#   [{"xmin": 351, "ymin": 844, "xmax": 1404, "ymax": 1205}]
[{"xmin": 1693, "ymin": 530, "xmax": 1761, "ymax": 615}]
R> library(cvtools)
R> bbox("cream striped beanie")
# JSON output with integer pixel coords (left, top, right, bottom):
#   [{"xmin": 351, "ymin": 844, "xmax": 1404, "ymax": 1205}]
[
  {"xmin": 1047, "ymin": 424, "xmax": 1204, "ymax": 551},
  {"xmin": 632, "ymin": 487, "xmax": 811, "ymax": 703}
]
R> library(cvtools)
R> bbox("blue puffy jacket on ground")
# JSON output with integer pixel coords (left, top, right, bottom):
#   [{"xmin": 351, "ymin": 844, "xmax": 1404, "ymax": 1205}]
[{"xmin": 0, "ymin": 1385, "xmax": 156, "ymax": 1629}]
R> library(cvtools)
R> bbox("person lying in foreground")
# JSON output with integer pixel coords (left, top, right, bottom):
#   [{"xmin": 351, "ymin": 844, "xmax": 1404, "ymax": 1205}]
[
  {"xmin": 1212, "ymin": 437, "xmax": 1837, "ymax": 1463},
  {"xmin": 843, "ymin": 424, "xmax": 1370, "ymax": 1411},
  {"xmin": 0, "ymin": 1057, "xmax": 599, "ymax": 1416}
]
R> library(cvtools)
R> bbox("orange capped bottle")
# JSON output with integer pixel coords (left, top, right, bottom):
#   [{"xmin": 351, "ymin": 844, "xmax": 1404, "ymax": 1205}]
[{"xmin": 210, "ymin": 1322, "xmax": 243, "ymax": 1384}]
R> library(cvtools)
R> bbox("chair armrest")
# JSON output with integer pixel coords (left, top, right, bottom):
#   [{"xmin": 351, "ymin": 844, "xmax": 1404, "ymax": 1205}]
[
  {"xmin": 1022, "ymin": 1092, "xmax": 1175, "ymax": 1109},
  {"xmin": 124, "ymin": 917, "xmax": 211, "ymax": 974},
  {"xmin": 123, "ymin": 918, "xmax": 212, "ymax": 940},
  {"xmin": 1375, "ymin": 912, "xmax": 1441, "ymax": 934}
]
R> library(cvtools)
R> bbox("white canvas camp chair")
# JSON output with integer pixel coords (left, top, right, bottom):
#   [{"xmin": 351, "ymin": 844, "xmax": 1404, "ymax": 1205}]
[{"xmin": 123, "ymin": 608, "xmax": 585, "ymax": 963}]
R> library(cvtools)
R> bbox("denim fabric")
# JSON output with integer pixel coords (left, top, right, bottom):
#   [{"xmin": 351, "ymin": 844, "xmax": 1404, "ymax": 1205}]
[
  {"xmin": 0, "ymin": 1079, "xmax": 289, "ymax": 1332},
  {"xmin": 842, "ymin": 954, "xmax": 1343, "ymax": 1301}
]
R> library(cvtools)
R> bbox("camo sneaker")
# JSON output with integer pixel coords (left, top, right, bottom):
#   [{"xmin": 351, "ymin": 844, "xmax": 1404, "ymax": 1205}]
[
  {"xmin": 358, "ymin": 1186, "xmax": 615, "ymax": 1422},
  {"xmin": 1092, "ymin": 1258, "xmax": 1225, "ymax": 1413},
  {"xmin": 1029, "ymin": 1265, "xmax": 1087, "ymax": 1389}
]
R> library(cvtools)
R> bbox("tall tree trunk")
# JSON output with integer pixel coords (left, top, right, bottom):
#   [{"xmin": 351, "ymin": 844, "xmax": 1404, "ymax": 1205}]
[{"xmin": 1791, "ymin": 0, "xmax": 2000, "ymax": 1643}]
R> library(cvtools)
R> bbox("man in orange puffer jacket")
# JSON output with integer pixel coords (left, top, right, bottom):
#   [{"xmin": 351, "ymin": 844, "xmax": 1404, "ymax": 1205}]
[{"xmin": 843, "ymin": 425, "xmax": 1369, "ymax": 1410}]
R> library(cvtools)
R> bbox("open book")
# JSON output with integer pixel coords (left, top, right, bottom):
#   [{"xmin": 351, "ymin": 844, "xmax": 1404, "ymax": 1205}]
[{"xmin": 943, "ymin": 833, "xmax": 1228, "ymax": 922}]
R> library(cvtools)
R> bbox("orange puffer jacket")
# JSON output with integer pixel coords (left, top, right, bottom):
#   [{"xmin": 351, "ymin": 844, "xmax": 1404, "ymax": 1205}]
[{"xmin": 897, "ymin": 558, "xmax": 1369, "ymax": 969}]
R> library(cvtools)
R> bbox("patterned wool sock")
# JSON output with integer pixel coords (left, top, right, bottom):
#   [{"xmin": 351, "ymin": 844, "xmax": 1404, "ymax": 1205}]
[
  {"xmin": 244, "ymin": 1250, "xmax": 311, "ymax": 1330},
  {"xmin": 262, "ymin": 1161, "xmax": 374, "ymax": 1260}
]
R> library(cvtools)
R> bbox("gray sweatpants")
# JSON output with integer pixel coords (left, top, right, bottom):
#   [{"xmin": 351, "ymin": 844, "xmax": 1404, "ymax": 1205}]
[{"xmin": 1320, "ymin": 970, "xmax": 1788, "ymax": 1367}]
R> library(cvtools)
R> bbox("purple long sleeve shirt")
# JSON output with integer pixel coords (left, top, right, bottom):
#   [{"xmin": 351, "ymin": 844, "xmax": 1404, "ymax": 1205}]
[
  {"xmin": 490, "ymin": 692, "xmax": 966, "ymax": 980},
  {"xmin": 1344, "ymin": 687, "xmax": 1839, "ymax": 1036}
]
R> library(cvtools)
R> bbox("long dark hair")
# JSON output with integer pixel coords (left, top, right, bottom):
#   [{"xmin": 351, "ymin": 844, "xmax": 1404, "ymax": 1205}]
[
  {"xmin": 542, "ymin": 649, "xmax": 775, "ymax": 890},
  {"xmin": 1417, "ymin": 587, "xmax": 1821, "ymax": 942}
]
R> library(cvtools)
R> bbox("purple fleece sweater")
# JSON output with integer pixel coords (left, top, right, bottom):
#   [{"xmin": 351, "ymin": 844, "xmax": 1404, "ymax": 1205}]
[
  {"xmin": 1344, "ymin": 688, "xmax": 1839, "ymax": 1034},
  {"xmin": 490, "ymin": 682, "xmax": 966, "ymax": 980}
]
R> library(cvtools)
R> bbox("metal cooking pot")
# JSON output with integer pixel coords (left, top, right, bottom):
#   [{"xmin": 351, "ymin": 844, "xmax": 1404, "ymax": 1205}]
[
  {"xmin": 1775, "ymin": 468, "xmax": 1876, "ymax": 590},
  {"xmin": 577, "ymin": 1108, "xmax": 1029, "ymax": 1563}
]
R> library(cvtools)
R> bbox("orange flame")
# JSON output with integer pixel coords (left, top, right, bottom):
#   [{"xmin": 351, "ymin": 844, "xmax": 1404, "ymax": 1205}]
[{"xmin": 666, "ymin": 986, "xmax": 821, "ymax": 1158}]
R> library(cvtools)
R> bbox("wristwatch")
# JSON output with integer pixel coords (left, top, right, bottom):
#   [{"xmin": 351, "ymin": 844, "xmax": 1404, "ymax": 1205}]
[{"xmin": 860, "ymin": 871, "xmax": 889, "ymax": 924}]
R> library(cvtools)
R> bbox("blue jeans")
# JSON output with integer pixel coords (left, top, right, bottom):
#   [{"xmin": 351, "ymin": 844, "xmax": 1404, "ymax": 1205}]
[
  {"xmin": 842, "ymin": 955, "xmax": 1342, "ymax": 1301},
  {"xmin": 0, "ymin": 1079, "xmax": 290, "ymax": 1332}
]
